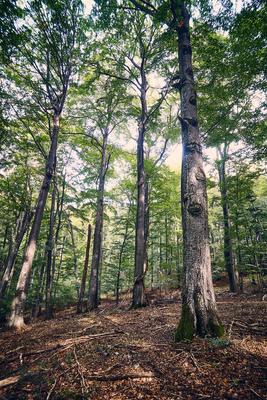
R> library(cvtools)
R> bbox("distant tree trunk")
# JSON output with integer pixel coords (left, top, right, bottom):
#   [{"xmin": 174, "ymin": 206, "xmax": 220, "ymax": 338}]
[
  {"xmin": 144, "ymin": 179, "xmax": 150, "ymax": 274},
  {"xmin": 53, "ymin": 235, "xmax": 66, "ymax": 302},
  {"xmin": 115, "ymin": 204, "xmax": 132, "ymax": 305},
  {"xmin": 45, "ymin": 181, "xmax": 57, "ymax": 320},
  {"xmin": 77, "ymin": 224, "xmax": 92, "ymax": 314},
  {"xmin": 32, "ymin": 252, "xmax": 46, "ymax": 318},
  {"xmin": 176, "ymin": 234, "xmax": 180, "ymax": 285},
  {"xmin": 51, "ymin": 174, "xmax": 66, "ymax": 285},
  {"xmin": 68, "ymin": 218, "xmax": 80, "ymax": 299},
  {"xmin": 88, "ymin": 133, "xmax": 109, "ymax": 311},
  {"xmin": 8, "ymin": 113, "xmax": 59, "ymax": 329},
  {"xmin": 218, "ymin": 145, "xmax": 238, "ymax": 292},
  {"xmin": 0, "ymin": 210, "xmax": 32, "ymax": 299},
  {"xmin": 171, "ymin": 0, "xmax": 223, "ymax": 341},
  {"xmin": 132, "ymin": 61, "xmax": 148, "ymax": 308}
]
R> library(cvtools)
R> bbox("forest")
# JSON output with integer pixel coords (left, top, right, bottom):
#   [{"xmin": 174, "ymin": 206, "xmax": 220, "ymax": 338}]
[{"xmin": 0, "ymin": 0, "xmax": 266, "ymax": 399}]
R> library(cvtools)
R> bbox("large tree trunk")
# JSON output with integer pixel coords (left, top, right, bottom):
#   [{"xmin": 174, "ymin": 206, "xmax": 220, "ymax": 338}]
[
  {"xmin": 171, "ymin": 0, "xmax": 223, "ymax": 341},
  {"xmin": 132, "ymin": 62, "xmax": 148, "ymax": 308},
  {"xmin": 0, "ymin": 211, "xmax": 32, "ymax": 299},
  {"xmin": 88, "ymin": 134, "xmax": 108, "ymax": 311},
  {"xmin": 77, "ymin": 223, "xmax": 92, "ymax": 313},
  {"xmin": 218, "ymin": 145, "xmax": 238, "ymax": 292},
  {"xmin": 8, "ymin": 114, "xmax": 59, "ymax": 330}
]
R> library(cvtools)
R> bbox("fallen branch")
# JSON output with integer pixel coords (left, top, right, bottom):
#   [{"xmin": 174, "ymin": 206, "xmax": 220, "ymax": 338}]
[
  {"xmin": 73, "ymin": 346, "xmax": 87, "ymax": 394},
  {"xmin": 250, "ymin": 388, "xmax": 264, "ymax": 399},
  {"xmin": 0, "ymin": 376, "xmax": 20, "ymax": 388},
  {"xmin": 85, "ymin": 372, "xmax": 154, "ymax": 381}
]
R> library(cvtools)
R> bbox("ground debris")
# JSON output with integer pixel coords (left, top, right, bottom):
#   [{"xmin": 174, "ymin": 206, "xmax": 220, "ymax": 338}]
[{"xmin": 0, "ymin": 288, "xmax": 266, "ymax": 399}]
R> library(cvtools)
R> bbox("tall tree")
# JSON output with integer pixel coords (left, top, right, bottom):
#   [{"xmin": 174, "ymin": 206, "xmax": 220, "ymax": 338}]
[{"xmin": 8, "ymin": 0, "xmax": 83, "ymax": 329}]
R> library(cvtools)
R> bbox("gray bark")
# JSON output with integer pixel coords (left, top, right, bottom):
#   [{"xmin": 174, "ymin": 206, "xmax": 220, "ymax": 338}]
[
  {"xmin": 8, "ymin": 114, "xmax": 59, "ymax": 329},
  {"xmin": 88, "ymin": 132, "xmax": 109, "ymax": 310},
  {"xmin": 171, "ymin": 0, "xmax": 223, "ymax": 340}
]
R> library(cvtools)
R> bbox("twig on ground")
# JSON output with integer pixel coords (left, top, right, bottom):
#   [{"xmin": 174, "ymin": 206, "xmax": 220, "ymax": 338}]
[
  {"xmin": 0, "ymin": 376, "xmax": 20, "ymax": 389},
  {"xmin": 73, "ymin": 346, "xmax": 87, "ymax": 394},
  {"xmin": 250, "ymin": 388, "xmax": 264, "ymax": 399}
]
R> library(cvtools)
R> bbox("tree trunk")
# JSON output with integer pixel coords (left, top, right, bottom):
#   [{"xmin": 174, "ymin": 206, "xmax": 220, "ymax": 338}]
[
  {"xmin": 0, "ymin": 211, "xmax": 32, "ymax": 299},
  {"xmin": 171, "ymin": 0, "xmax": 223, "ymax": 341},
  {"xmin": 218, "ymin": 145, "xmax": 238, "ymax": 292},
  {"xmin": 88, "ymin": 134, "xmax": 108, "ymax": 311},
  {"xmin": 68, "ymin": 219, "xmax": 80, "ymax": 299},
  {"xmin": 77, "ymin": 224, "xmax": 92, "ymax": 313},
  {"xmin": 132, "ymin": 61, "xmax": 148, "ymax": 308},
  {"xmin": 45, "ymin": 180, "xmax": 57, "ymax": 320},
  {"xmin": 8, "ymin": 114, "xmax": 59, "ymax": 329}
]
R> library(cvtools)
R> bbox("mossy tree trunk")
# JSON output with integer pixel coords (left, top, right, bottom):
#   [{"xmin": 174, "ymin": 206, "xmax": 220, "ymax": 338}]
[{"xmin": 170, "ymin": 0, "xmax": 224, "ymax": 341}]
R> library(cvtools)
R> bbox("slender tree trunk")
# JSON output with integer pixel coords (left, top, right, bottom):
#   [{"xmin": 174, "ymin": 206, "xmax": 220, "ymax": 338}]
[
  {"xmin": 32, "ymin": 252, "xmax": 46, "ymax": 318},
  {"xmin": 53, "ymin": 235, "xmax": 66, "ymax": 302},
  {"xmin": 115, "ymin": 207, "xmax": 131, "ymax": 305},
  {"xmin": 88, "ymin": 134, "xmax": 108, "ymax": 310},
  {"xmin": 132, "ymin": 63, "xmax": 148, "ymax": 308},
  {"xmin": 171, "ymin": 0, "xmax": 223, "ymax": 341},
  {"xmin": 77, "ymin": 224, "xmax": 92, "ymax": 313},
  {"xmin": 8, "ymin": 113, "xmax": 59, "ymax": 329},
  {"xmin": 0, "ymin": 211, "xmax": 32, "ymax": 299},
  {"xmin": 68, "ymin": 219, "xmax": 80, "ymax": 299},
  {"xmin": 45, "ymin": 181, "xmax": 57, "ymax": 320},
  {"xmin": 218, "ymin": 146, "xmax": 238, "ymax": 292}
]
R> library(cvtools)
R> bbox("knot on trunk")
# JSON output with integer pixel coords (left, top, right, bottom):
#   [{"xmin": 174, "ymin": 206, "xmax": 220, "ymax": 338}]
[
  {"xmin": 185, "ymin": 142, "xmax": 202, "ymax": 154},
  {"xmin": 188, "ymin": 201, "xmax": 202, "ymax": 216},
  {"xmin": 189, "ymin": 95, "xmax": 197, "ymax": 105}
]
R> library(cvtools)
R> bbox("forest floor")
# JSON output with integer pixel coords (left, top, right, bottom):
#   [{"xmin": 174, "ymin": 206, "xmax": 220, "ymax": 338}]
[{"xmin": 0, "ymin": 285, "xmax": 266, "ymax": 400}]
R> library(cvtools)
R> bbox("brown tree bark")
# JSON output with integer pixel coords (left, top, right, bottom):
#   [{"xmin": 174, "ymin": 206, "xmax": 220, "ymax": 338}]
[
  {"xmin": 77, "ymin": 223, "xmax": 92, "ymax": 314},
  {"xmin": 8, "ymin": 114, "xmax": 59, "ymax": 330},
  {"xmin": 218, "ymin": 145, "xmax": 238, "ymax": 292},
  {"xmin": 170, "ymin": 0, "xmax": 224, "ymax": 340}
]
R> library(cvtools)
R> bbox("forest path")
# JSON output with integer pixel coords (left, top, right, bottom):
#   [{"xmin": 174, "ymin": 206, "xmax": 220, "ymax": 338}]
[{"xmin": 0, "ymin": 289, "xmax": 266, "ymax": 399}]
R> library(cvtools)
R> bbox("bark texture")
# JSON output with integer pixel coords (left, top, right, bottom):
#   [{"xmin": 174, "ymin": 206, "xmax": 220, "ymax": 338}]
[
  {"xmin": 170, "ymin": 0, "xmax": 223, "ymax": 341},
  {"xmin": 8, "ymin": 114, "xmax": 59, "ymax": 329}
]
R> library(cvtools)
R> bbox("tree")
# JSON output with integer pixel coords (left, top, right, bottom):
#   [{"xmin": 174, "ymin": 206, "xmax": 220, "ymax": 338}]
[{"xmin": 8, "ymin": 0, "xmax": 83, "ymax": 329}]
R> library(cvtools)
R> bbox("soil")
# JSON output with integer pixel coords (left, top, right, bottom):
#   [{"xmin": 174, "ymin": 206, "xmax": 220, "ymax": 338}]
[{"xmin": 0, "ymin": 286, "xmax": 266, "ymax": 400}]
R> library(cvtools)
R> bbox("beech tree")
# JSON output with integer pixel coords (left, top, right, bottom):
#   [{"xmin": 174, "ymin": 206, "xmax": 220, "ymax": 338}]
[
  {"xmin": 8, "ymin": 0, "xmax": 83, "ymax": 329},
  {"xmin": 94, "ymin": 0, "xmax": 224, "ymax": 339}
]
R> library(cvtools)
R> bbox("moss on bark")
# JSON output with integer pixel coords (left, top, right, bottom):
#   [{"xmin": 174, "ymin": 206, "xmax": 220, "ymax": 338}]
[
  {"xmin": 175, "ymin": 304, "xmax": 195, "ymax": 342},
  {"xmin": 207, "ymin": 318, "xmax": 225, "ymax": 337}
]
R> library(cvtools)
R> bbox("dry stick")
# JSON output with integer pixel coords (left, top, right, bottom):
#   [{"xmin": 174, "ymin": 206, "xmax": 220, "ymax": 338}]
[
  {"xmin": 249, "ymin": 388, "xmax": 264, "ymax": 400},
  {"xmin": 228, "ymin": 319, "xmax": 235, "ymax": 341},
  {"xmin": 0, "ymin": 376, "xmax": 20, "ymax": 389},
  {"xmin": 73, "ymin": 346, "xmax": 87, "ymax": 394},
  {"xmin": 46, "ymin": 366, "xmax": 75, "ymax": 400},
  {"xmin": 85, "ymin": 373, "xmax": 154, "ymax": 381},
  {"xmin": 189, "ymin": 351, "xmax": 200, "ymax": 371}
]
